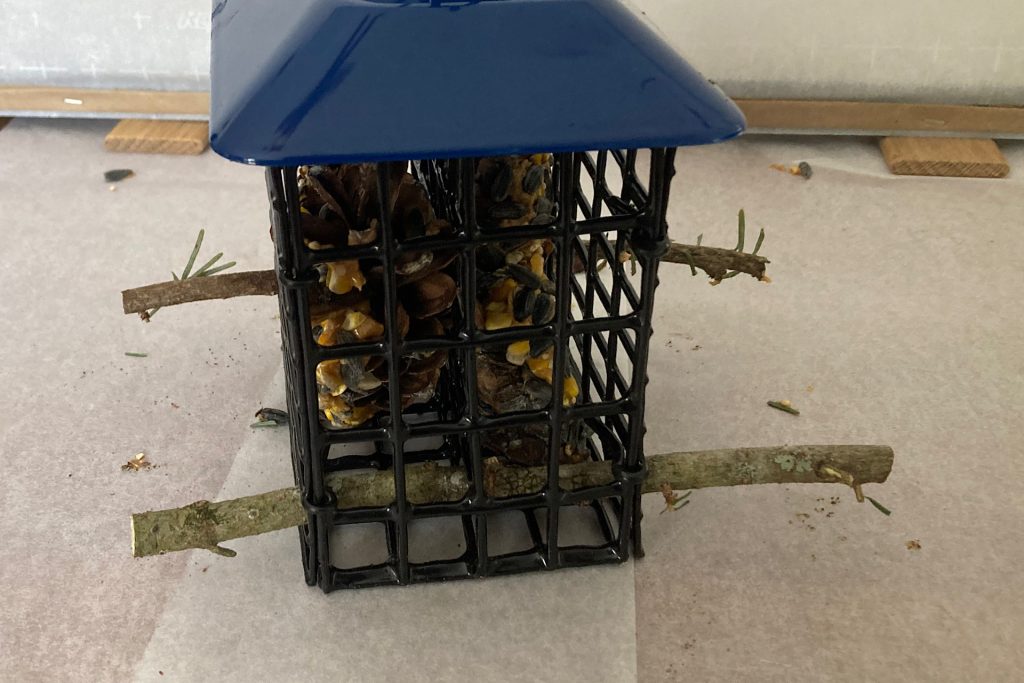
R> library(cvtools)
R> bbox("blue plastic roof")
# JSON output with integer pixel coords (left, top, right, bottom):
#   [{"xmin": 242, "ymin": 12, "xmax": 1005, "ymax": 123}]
[{"xmin": 210, "ymin": 0, "xmax": 746, "ymax": 166}]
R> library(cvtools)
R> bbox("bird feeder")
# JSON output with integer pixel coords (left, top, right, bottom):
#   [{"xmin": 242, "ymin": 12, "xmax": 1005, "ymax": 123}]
[{"xmin": 209, "ymin": 0, "xmax": 745, "ymax": 592}]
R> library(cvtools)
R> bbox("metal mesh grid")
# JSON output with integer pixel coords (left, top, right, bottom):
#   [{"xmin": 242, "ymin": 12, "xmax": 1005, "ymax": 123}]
[{"xmin": 267, "ymin": 149, "xmax": 676, "ymax": 592}]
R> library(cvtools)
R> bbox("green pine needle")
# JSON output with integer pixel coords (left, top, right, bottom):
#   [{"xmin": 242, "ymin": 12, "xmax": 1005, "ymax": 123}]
[
  {"xmin": 767, "ymin": 400, "xmax": 800, "ymax": 415},
  {"xmin": 866, "ymin": 496, "xmax": 892, "ymax": 516},
  {"xmin": 198, "ymin": 261, "xmax": 237, "ymax": 277},
  {"xmin": 753, "ymin": 227, "xmax": 766, "ymax": 256},
  {"xmin": 735, "ymin": 209, "xmax": 746, "ymax": 252},
  {"xmin": 179, "ymin": 229, "xmax": 205, "ymax": 280},
  {"xmin": 193, "ymin": 252, "xmax": 223, "ymax": 276},
  {"xmin": 143, "ymin": 230, "xmax": 235, "ymax": 321},
  {"xmin": 684, "ymin": 250, "xmax": 698, "ymax": 276}
]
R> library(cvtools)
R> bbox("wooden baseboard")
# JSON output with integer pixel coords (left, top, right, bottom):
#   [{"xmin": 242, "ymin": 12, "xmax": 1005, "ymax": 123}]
[
  {"xmin": 0, "ymin": 86, "xmax": 207, "ymax": 118},
  {"xmin": 736, "ymin": 99, "xmax": 1024, "ymax": 137},
  {"xmin": 104, "ymin": 120, "xmax": 209, "ymax": 155},
  {"xmin": 879, "ymin": 137, "xmax": 1009, "ymax": 178},
  {"xmin": 2, "ymin": 86, "xmax": 1023, "ymax": 137}
]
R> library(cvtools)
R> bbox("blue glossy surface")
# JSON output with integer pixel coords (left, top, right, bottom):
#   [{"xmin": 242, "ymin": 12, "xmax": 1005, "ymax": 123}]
[{"xmin": 210, "ymin": 0, "xmax": 745, "ymax": 165}]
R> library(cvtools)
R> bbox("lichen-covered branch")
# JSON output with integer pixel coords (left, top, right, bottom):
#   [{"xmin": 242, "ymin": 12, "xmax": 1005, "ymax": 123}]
[
  {"xmin": 130, "ymin": 444, "xmax": 893, "ymax": 558},
  {"xmin": 121, "ymin": 270, "xmax": 278, "ymax": 315}
]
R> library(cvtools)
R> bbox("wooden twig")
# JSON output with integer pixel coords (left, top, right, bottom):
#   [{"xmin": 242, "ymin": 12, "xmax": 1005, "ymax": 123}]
[
  {"xmin": 121, "ymin": 270, "xmax": 277, "ymax": 315},
  {"xmin": 580, "ymin": 240, "xmax": 769, "ymax": 281},
  {"xmin": 131, "ymin": 444, "xmax": 893, "ymax": 558},
  {"xmin": 662, "ymin": 243, "xmax": 768, "ymax": 281},
  {"xmin": 120, "ymin": 238, "xmax": 770, "ymax": 318}
]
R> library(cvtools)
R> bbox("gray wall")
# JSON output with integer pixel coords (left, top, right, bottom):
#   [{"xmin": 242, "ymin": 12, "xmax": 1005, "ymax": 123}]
[{"xmin": 2, "ymin": 0, "xmax": 1022, "ymax": 106}]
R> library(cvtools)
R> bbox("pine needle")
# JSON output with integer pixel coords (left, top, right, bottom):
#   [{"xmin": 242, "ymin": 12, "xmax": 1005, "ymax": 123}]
[
  {"xmin": 866, "ymin": 496, "xmax": 892, "ymax": 516},
  {"xmin": 198, "ymin": 261, "xmax": 236, "ymax": 277},
  {"xmin": 142, "ymin": 230, "xmax": 235, "ymax": 321},
  {"xmin": 752, "ymin": 228, "xmax": 766, "ymax": 256},
  {"xmin": 193, "ymin": 252, "xmax": 223, "ymax": 277},
  {"xmin": 735, "ymin": 209, "xmax": 746, "ymax": 252},
  {"xmin": 767, "ymin": 400, "xmax": 800, "ymax": 415},
  {"xmin": 179, "ymin": 229, "xmax": 205, "ymax": 280}
]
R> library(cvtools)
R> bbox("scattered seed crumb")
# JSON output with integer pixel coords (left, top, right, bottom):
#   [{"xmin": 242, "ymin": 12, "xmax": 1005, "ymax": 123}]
[
  {"xmin": 906, "ymin": 540, "xmax": 922, "ymax": 551},
  {"xmin": 806, "ymin": 384, "xmax": 815, "ymax": 393},
  {"xmin": 202, "ymin": 566, "xmax": 209, "ymax": 573},
  {"xmin": 770, "ymin": 162, "xmax": 812, "ymax": 179},
  {"xmin": 121, "ymin": 452, "xmax": 153, "ymax": 472},
  {"xmin": 108, "ymin": 185, "xmax": 117, "ymax": 192},
  {"xmin": 692, "ymin": 345, "xmax": 702, "ymax": 351},
  {"xmin": 171, "ymin": 402, "xmax": 180, "ymax": 409},
  {"xmin": 124, "ymin": 351, "xmax": 148, "ymax": 358},
  {"xmin": 659, "ymin": 482, "xmax": 691, "ymax": 514}
]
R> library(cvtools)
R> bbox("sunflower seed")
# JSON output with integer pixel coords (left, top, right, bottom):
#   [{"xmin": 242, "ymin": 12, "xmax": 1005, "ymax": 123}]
[
  {"xmin": 502, "ymin": 263, "xmax": 543, "ymax": 289},
  {"xmin": 531, "ymin": 213, "xmax": 555, "ymax": 226},
  {"xmin": 490, "ymin": 165, "xmax": 513, "ymax": 202},
  {"xmin": 522, "ymin": 165, "xmax": 544, "ymax": 194},
  {"xmin": 513, "ymin": 287, "xmax": 538, "ymax": 322},
  {"xmin": 477, "ymin": 245, "xmax": 506, "ymax": 272},
  {"xmin": 532, "ymin": 293, "xmax": 556, "ymax": 324},
  {"xmin": 103, "ymin": 169, "xmax": 134, "ymax": 183},
  {"xmin": 488, "ymin": 201, "xmax": 526, "ymax": 221}
]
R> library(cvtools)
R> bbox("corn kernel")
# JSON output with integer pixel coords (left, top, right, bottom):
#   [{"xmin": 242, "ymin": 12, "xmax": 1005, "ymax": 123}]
[
  {"xmin": 530, "ymin": 251, "xmax": 544, "ymax": 275},
  {"xmin": 316, "ymin": 361, "xmax": 347, "ymax": 396},
  {"xmin": 485, "ymin": 310, "xmax": 514, "ymax": 330},
  {"xmin": 563, "ymin": 376, "xmax": 580, "ymax": 406},
  {"xmin": 489, "ymin": 277, "xmax": 517, "ymax": 305},
  {"xmin": 325, "ymin": 260, "xmax": 366, "ymax": 295},
  {"xmin": 506, "ymin": 340, "xmax": 531, "ymax": 365},
  {"xmin": 526, "ymin": 355, "xmax": 553, "ymax": 383}
]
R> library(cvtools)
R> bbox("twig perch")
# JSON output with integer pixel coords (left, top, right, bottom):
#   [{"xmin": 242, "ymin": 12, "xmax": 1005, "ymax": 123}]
[
  {"xmin": 120, "ymin": 239, "xmax": 770, "ymax": 317},
  {"xmin": 131, "ymin": 444, "xmax": 893, "ymax": 558},
  {"xmin": 661, "ymin": 243, "xmax": 768, "ymax": 281},
  {"xmin": 122, "ymin": 270, "xmax": 277, "ymax": 315}
]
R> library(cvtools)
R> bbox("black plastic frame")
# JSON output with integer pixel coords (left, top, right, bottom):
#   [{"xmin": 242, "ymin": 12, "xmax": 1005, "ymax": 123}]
[{"xmin": 266, "ymin": 149, "xmax": 677, "ymax": 592}]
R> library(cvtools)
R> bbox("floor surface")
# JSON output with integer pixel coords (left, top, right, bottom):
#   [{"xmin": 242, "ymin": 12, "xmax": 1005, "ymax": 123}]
[{"xmin": 0, "ymin": 119, "xmax": 1021, "ymax": 682}]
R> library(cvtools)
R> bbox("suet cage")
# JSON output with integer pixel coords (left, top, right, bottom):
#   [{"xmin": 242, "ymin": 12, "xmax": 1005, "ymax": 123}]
[{"xmin": 211, "ymin": 0, "xmax": 745, "ymax": 592}]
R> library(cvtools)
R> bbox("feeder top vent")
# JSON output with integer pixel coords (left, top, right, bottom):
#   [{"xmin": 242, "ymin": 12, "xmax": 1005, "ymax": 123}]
[{"xmin": 209, "ymin": 0, "xmax": 746, "ymax": 166}]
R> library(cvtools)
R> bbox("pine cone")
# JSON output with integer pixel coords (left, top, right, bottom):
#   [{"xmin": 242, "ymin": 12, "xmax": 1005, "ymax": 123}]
[{"xmin": 298, "ymin": 164, "xmax": 457, "ymax": 429}]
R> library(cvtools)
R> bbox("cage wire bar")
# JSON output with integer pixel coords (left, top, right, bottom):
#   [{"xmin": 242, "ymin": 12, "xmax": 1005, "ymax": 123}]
[{"xmin": 267, "ymin": 148, "xmax": 677, "ymax": 592}]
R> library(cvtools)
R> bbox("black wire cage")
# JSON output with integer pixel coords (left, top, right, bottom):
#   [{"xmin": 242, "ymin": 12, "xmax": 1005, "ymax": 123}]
[
  {"xmin": 211, "ymin": 0, "xmax": 745, "ymax": 593},
  {"xmin": 267, "ymin": 150, "xmax": 677, "ymax": 591}
]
